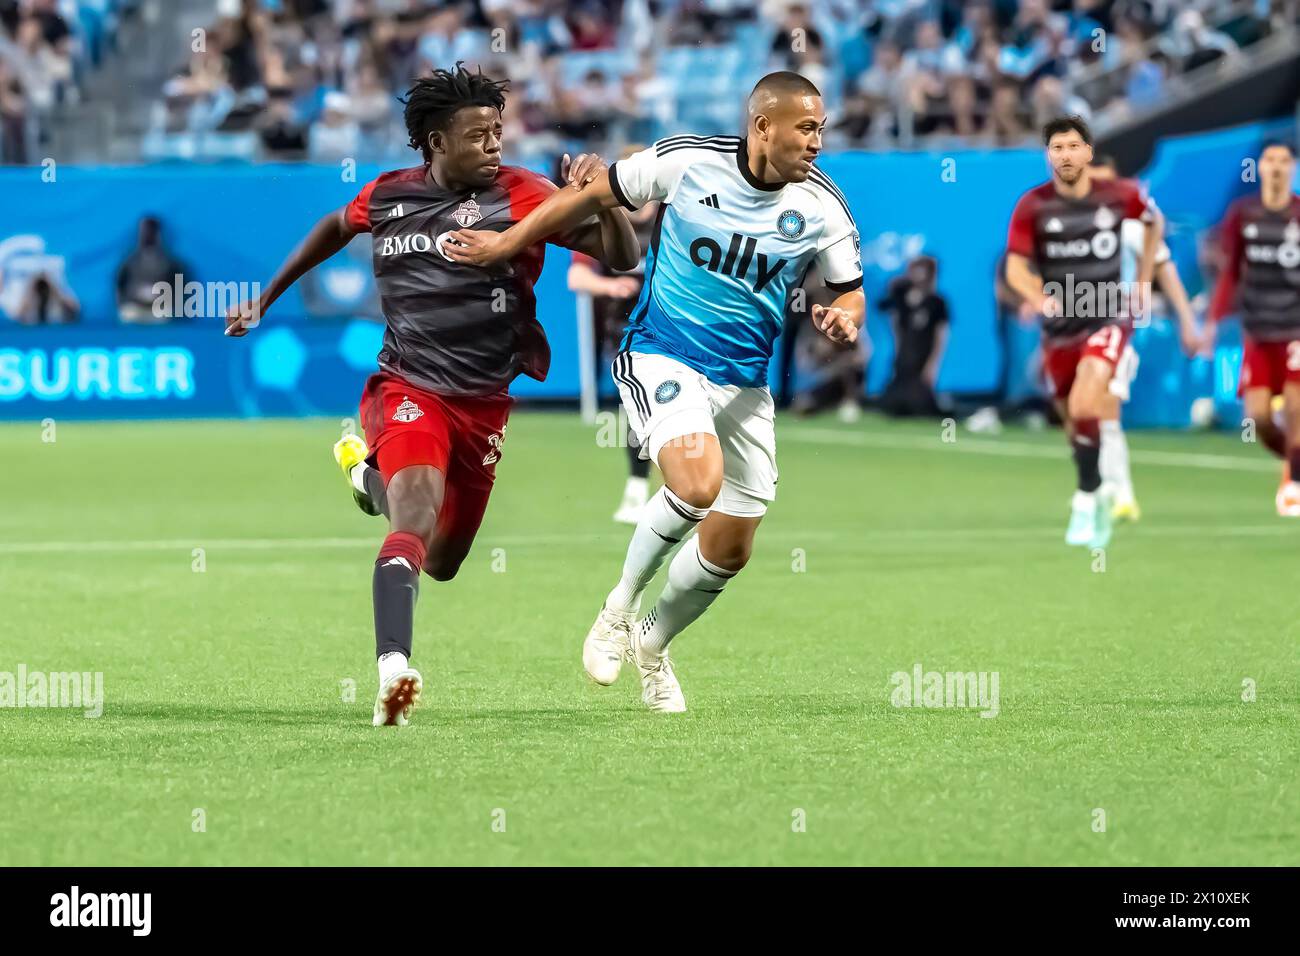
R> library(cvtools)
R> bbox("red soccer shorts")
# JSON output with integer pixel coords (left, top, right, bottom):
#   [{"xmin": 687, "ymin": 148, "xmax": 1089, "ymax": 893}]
[
  {"xmin": 358, "ymin": 371, "xmax": 512, "ymax": 546},
  {"xmin": 1042, "ymin": 324, "xmax": 1132, "ymax": 402},
  {"xmin": 1239, "ymin": 336, "xmax": 1300, "ymax": 396}
]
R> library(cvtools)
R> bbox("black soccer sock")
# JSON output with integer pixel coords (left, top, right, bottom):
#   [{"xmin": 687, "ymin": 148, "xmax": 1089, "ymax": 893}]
[
  {"xmin": 625, "ymin": 423, "xmax": 650, "ymax": 479},
  {"xmin": 1071, "ymin": 418, "xmax": 1102, "ymax": 493},
  {"xmin": 1290, "ymin": 445, "xmax": 1300, "ymax": 483},
  {"xmin": 363, "ymin": 466, "xmax": 390, "ymax": 517},
  {"xmin": 373, "ymin": 532, "xmax": 426, "ymax": 659},
  {"xmin": 1259, "ymin": 420, "xmax": 1286, "ymax": 459}
]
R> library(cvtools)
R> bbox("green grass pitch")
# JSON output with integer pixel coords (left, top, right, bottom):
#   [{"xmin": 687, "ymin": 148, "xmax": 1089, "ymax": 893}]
[{"xmin": 2, "ymin": 411, "xmax": 1297, "ymax": 866}]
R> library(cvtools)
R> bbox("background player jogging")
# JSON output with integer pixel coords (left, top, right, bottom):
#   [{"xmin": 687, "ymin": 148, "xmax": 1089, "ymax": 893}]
[{"xmin": 1004, "ymin": 116, "xmax": 1165, "ymax": 550}]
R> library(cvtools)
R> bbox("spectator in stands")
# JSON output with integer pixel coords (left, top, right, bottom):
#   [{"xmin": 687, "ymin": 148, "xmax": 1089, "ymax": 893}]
[
  {"xmin": 1029, "ymin": 74, "xmax": 1090, "ymax": 130},
  {"xmin": 769, "ymin": 3, "xmax": 824, "ymax": 72},
  {"xmin": 567, "ymin": 2, "xmax": 618, "ymax": 51},
  {"xmin": 116, "ymin": 216, "xmax": 187, "ymax": 325},
  {"xmin": 878, "ymin": 255, "xmax": 949, "ymax": 418},
  {"xmin": 16, "ymin": 272, "xmax": 78, "ymax": 324},
  {"xmin": 309, "ymin": 91, "xmax": 360, "ymax": 161},
  {"xmin": 985, "ymin": 78, "xmax": 1032, "ymax": 145},
  {"xmin": 259, "ymin": 87, "xmax": 308, "ymax": 158},
  {"xmin": 1161, "ymin": 9, "xmax": 1239, "ymax": 72},
  {"xmin": 671, "ymin": 0, "xmax": 730, "ymax": 48},
  {"xmin": 901, "ymin": 19, "xmax": 965, "ymax": 135},
  {"xmin": 417, "ymin": 2, "xmax": 489, "ymax": 75},
  {"xmin": 999, "ymin": 0, "xmax": 1063, "ymax": 81},
  {"xmin": 0, "ymin": 59, "xmax": 28, "ymax": 163},
  {"xmin": 557, "ymin": 68, "xmax": 619, "ymax": 145},
  {"xmin": 840, "ymin": 38, "xmax": 905, "ymax": 142},
  {"xmin": 350, "ymin": 60, "xmax": 397, "ymax": 155},
  {"xmin": 1123, "ymin": 51, "xmax": 1169, "ymax": 111},
  {"xmin": 7, "ymin": 16, "xmax": 68, "ymax": 117}
]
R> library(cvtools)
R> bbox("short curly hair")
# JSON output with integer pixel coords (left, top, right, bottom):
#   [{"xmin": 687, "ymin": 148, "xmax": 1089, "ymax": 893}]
[{"xmin": 400, "ymin": 62, "xmax": 509, "ymax": 162}]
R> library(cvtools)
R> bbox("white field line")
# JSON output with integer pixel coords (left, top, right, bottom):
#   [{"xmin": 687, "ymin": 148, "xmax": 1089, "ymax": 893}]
[
  {"xmin": 783, "ymin": 427, "xmax": 1278, "ymax": 473},
  {"xmin": 0, "ymin": 524, "xmax": 1293, "ymax": 556}
]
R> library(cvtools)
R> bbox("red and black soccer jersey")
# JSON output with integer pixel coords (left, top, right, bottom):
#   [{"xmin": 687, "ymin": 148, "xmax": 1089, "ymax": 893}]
[
  {"xmin": 1209, "ymin": 194, "xmax": 1300, "ymax": 340},
  {"xmin": 345, "ymin": 164, "xmax": 592, "ymax": 396},
  {"xmin": 1006, "ymin": 177, "xmax": 1156, "ymax": 340}
]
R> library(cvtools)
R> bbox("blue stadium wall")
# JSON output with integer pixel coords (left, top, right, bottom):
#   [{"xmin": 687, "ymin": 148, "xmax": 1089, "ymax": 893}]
[{"xmin": 0, "ymin": 119, "xmax": 1290, "ymax": 423}]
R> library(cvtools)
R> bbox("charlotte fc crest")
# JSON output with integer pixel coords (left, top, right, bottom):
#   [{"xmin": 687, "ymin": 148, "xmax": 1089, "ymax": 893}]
[{"xmin": 454, "ymin": 198, "xmax": 483, "ymax": 228}]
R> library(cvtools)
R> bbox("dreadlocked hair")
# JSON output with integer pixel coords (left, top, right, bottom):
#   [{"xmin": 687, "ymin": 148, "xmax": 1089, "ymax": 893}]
[{"xmin": 401, "ymin": 62, "xmax": 509, "ymax": 162}]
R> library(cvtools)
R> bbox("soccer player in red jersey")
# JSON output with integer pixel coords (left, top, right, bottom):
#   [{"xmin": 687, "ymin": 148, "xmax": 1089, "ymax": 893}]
[
  {"xmin": 1004, "ymin": 116, "xmax": 1165, "ymax": 548},
  {"xmin": 1207, "ymin": 140, "xmax": 1300, "ymax": 516},
  {"xmin": 225, "ymin": 65, "xmax": 639, "ymax": 725}
]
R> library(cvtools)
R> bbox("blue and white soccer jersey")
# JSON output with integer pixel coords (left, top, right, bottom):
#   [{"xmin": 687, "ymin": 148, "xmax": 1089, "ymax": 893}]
[{"xmin": 607, "ymin": 135, "xmax": 862, "ymax": 515}]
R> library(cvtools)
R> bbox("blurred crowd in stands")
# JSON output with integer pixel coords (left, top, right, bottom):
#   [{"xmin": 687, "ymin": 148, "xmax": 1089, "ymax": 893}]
[
  {"xmin": 142, "ymin": 0, "xmax": 1295, "ymax": 163},
  {"xmin": 0, "ymin": 0, "xmax": 129, "ymax": 163},
  {"xmin": 2, "ymin": 0, "xmax": 1285, "ymax": 166}
]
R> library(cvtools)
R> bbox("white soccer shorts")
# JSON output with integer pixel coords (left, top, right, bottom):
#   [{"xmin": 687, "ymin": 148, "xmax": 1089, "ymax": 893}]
[
  {"xmin": 1108, "ymin": 343, "xmax": 1140, "ymax": 402},
  {"xmin": 611, "ymin": 350, "xmax": 777, "ymax": 517}
]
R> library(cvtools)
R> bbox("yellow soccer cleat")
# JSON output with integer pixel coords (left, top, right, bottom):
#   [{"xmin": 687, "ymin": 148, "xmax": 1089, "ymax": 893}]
[
  {"xmin": 333, "ymin": 434, "xmax": 381, "ymax": 516},
  {"xmin": 1111, "ymin": 497, "xmax": 1141, "ymax": 523}
]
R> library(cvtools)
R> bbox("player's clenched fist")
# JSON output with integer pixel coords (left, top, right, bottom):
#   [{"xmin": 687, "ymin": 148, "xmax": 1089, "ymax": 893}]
[
  {"xmin": 561, "ymin": 152, "xmax": 606, "ymax": 191},
  {"xmin": 224, "ymin": 299, "xmax": 264, "ymax": 337},
  {"xmin": 812, "ymin": 304, "xmax": 858, "ymax": 344}
]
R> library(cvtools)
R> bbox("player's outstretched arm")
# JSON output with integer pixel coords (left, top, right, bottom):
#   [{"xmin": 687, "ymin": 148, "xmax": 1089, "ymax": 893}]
[
  {"xmin": 225, "ymin": 208, "xmax": 357, "ymax": 337},
  {"xmin": 812, "ymin": 289, "xmax": 866, "ymax": 345},
  {"xmin": 443, "ymin": 168, "xmax": 621, "ymax": 268},
  {"xmin": 1005, "ymin": 253, "xmax": 1051, "ymax": 322},
  {"xmin": 553, "ymin": 152, "xmax": 641, "ymax": 271}
]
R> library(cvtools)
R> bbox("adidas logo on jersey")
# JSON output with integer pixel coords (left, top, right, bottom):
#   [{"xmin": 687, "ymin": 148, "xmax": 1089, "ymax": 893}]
[
  {"xmin": 698, "ymin": 194, "xmax": 721, "ymax": 209},
  {"xmin": 689, "ymin": 232, "xmax": 787, "ymax": 293},
  {"xmin": 1045, "ymin": 217, "xmax": 1064, "ymax": 233},
  {"xmin": 387, "ymin": 204, "xmax": 406, "ymax": 218}
]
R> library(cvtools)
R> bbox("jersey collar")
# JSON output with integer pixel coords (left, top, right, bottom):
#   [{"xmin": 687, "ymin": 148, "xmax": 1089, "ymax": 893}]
[{"xmin": 736, "ymin": 139, "xmax": 786, "ymax": 193}]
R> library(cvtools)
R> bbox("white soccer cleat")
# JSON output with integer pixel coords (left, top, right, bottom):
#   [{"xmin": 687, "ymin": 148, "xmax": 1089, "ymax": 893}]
[
  {"xmin": 612, "ymin": 476, "xmax": 649, "ymax": 525},
  {"xmin": 583, "ymin": 605, "xmax": 632, "ymax": 685},
  {"xmin": 630, "ymin": 630, "xmax": 686, "ymax": 713},
  {"xmin": 1276, "ymin": 481, "xmax": 1300, "ymax": 518},
  {"xmin": 1065, "ymin": 490, "xmax": 1097, "ymax": 547},
  {"xmin": 373, "ymin": 668, "xmax": 422, "ymax": 726}
]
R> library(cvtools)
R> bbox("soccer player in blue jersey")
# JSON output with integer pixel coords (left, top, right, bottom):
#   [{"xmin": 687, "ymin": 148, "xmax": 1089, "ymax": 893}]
[{"xmin": 444, "ymin": 72, "xmax": 865, "ymax": 712}]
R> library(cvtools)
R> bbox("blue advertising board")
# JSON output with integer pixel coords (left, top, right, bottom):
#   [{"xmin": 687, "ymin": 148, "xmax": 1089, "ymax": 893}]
[{"xmin": 0, "ymin": 119, "xmax": 1291, "ymax": 423}]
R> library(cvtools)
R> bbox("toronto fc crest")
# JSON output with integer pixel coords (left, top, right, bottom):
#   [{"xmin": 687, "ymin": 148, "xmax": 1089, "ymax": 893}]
[
  {"xmin": 454, "ymin": 198, "xmax": 483, "ymax": 228},
  {"xmin": 392, "ymin": 398, "xmax": 424, "ymax": 423}
]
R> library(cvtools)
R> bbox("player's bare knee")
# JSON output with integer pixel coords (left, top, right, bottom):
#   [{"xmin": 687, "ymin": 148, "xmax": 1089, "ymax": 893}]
[
  {"xmin": 1068, "ymin": 387, "xmax": 1103, "ymax": 422},
  {"xmin": 707, "ymin": 540, "xmax": 751, "ymax": 572},
  {"xmin": 668, "ymin": 473, "xmax": 722, "ymax": 511}
]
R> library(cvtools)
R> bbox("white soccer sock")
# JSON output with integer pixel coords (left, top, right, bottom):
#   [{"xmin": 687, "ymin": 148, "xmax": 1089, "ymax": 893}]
[
  {"xmin": 377, "ymin": 650, "xmax": 408, "ymax": 684},
  {"xmin": 638, "ymin": 537, "xmax": 736, "ymax": 656},
  {"xmin": 606, "ymin": 486, "xmax": 709, "ymax": 616},
  {"xmin": 1100, "ymin": 420, "xmax": 1133, "ymax": 500}
]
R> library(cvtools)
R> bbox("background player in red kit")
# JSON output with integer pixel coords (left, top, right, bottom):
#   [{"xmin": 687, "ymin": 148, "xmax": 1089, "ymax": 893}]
[
  {"xmin": 225, "ymin": 64, "xmax": 639, "ymax": 726},
  {"xmin": 1208, "ymin": 140, "xmax": 1300, "ymax": 516},
  {"xmin": 1004, "ymin": 116, "xmax": 1164, "ymax": 549}
]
